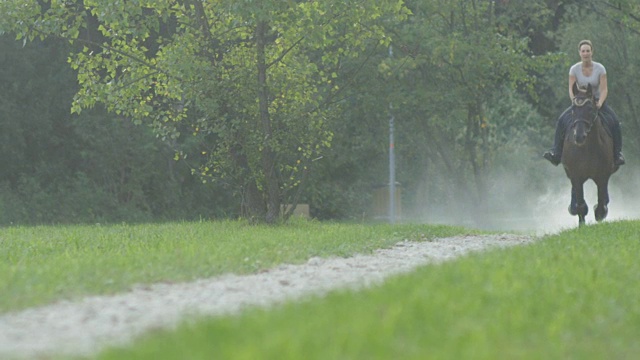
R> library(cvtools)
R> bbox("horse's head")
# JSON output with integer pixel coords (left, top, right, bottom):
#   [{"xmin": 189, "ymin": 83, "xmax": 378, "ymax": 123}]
[{"xmin": 570, "ymin": 83, "xmax": 598, "ymax": 145}]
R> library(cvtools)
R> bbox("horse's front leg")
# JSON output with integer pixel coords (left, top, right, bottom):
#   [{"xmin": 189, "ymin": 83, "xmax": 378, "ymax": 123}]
[
  {"xmin": 568, "ymin": 186, "xmax": 578, "ymax": 215},
  {"xmin": 570, "ymin": 182, "xmax": 588, "ymax": 226},
  {"xmin": 594, "ymin": 179, "xmax": 610, "ymax": 222}
]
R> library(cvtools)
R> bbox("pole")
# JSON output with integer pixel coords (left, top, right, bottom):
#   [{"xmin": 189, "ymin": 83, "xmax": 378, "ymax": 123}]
[
  {"xmin": 388, "ymin": 45, "xmax": 396, "ymax": 224},
  {"xmin": 389, "ymin": 109, "xmax": 396, "ymax": 224}
]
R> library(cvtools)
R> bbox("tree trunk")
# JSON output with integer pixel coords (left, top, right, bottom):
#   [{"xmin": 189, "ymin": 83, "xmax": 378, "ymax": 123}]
[
  {"xmin": 256, "ymin": 20, "xmax": 280, "ymax": 224},
  {"xmin": 465, "ymin": 100, "xmax": 489, "ymax": 218},
  {"xmin": 229, "ymin": 144, "xmax": 266, "ymax": 224}
]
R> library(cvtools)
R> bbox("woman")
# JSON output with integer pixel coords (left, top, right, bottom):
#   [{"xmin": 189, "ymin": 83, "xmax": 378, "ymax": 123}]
[{"xmin": 543, "ymin": 39, "xmax": 625, "ymax": 166}]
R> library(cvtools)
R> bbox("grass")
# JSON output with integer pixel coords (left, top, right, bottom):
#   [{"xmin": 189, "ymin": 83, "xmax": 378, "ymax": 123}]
[
  {"xmin": 0, "ymin": 219, "xmax": 478, "ymax": 313},
  {"xmin": 94, "ymin": 220, "xmax": 640, "ymax": 360}
]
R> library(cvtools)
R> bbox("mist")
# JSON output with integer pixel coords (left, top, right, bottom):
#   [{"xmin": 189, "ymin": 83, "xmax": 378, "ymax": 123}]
[{"xmin": 404, "ymin": 162, "xmax": 640, "ymax": 236}]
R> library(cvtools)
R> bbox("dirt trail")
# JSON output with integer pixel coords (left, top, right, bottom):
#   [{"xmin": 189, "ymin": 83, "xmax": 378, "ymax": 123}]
[{"xmin": 0, "ymin": 234, "xmax": 535, "ymax": 359}]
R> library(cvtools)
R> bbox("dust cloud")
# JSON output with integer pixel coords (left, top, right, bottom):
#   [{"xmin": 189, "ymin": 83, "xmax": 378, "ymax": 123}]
[{"xmin": 404, "ymin": 163, "xmax": 640, "ymax": 236}]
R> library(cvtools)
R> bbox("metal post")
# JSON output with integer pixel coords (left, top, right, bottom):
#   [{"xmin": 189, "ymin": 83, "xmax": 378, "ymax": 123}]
[
  {"xmin": 388, "ymin": 44, "xmax": 396, "ymax": 224},
  {"xmin": 389, "ymin": 110, "xmax": 396, "ymax": 224}
]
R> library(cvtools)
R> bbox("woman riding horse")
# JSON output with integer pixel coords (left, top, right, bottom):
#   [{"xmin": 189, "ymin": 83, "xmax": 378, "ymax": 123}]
[
  {"xmin": 562, "ymin": 82, "xmax": 618, "ymax": 225},
  {"xmin": 543, "ymin": 39, "xmax": 625, "ymax": 166}
]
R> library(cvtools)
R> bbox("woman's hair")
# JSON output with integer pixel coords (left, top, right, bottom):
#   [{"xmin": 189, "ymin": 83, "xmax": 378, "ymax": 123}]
[{"xmin": 578, "ymin": 39, "xmax": 593, "ymax": 51}]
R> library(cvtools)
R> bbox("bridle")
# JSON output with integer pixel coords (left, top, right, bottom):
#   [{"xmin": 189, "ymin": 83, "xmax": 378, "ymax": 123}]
[{"xmin": 571, "ymin": 94, "xmax": 598, "ymax": 134}]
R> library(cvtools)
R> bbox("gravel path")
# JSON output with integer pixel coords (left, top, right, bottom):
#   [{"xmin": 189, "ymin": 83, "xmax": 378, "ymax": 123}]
[{"xmin": 0, "ymin": 234, "xmax": 535, "ymax": 359}]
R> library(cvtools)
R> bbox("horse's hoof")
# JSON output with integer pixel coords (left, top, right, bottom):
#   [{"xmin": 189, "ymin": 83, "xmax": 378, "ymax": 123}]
[
  {"xmin": 595, "ymin": 205, "xmax": 608, "ymax": 222},
  {"xmin": 572, "ymin": 203, "xmax": 588, "ymax": 216}
]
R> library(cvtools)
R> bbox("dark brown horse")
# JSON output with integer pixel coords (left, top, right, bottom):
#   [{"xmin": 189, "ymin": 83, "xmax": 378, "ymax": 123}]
[{"xmin": 562, "ymin": 83, "xmax": 619, "ymax": 226}]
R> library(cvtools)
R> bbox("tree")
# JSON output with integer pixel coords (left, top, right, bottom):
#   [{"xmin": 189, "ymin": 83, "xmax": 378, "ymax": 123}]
[
  {"xmin": 559, "ymin": 0, "xmax": 640, "ymax": 159},
  {"xmin": 1, "ymin": 0, "xmax": 409, "ymax": 223},
  {"xmin": 0, "ymin": 34, "xmax": 235, "ymax": 224},
  {"xmin": 377, "ymin": 1, "xmax": 554, "ymax": 212}
]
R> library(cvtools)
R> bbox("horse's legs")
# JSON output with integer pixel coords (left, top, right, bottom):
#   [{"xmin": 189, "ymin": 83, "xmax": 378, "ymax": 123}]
[
  {"xmin": 570, "ymin": 182, "xmax": 588, "ymax": 226},
  {"xmin": 594, "ymin": 179, "xmax": 610, "ymax": 222},
  {"xmin": 569, "ymin": 186, "xmax": 578, "ymax": 215}
]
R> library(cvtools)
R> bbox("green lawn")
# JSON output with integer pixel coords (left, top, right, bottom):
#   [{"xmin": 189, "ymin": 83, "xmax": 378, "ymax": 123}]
[
  {"xmin": 96, "ymin": 220, "xmax": 640, "ymax": 360},
  {"xmin": 5, "ymin": 219, "xmax": 638, "ymax": 359},
  {"xmin": 0, "ymin": 220, "xmax": 478, "ymax": 313}
]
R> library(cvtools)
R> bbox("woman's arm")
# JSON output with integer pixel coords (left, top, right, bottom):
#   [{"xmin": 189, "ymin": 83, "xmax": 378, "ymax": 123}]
[
  {"xmin": 598, "ymin": 73, "xmax": 608, "ymax": 109},
  {"xmin": 569, "ymin": 74, "xmax": 577, "ymax": 100}
]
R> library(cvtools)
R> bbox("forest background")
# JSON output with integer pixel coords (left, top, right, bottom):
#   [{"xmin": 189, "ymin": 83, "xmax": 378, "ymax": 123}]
[{"xmin": 1, "ymin": 0, "xmax": 640, "ymax": 228}]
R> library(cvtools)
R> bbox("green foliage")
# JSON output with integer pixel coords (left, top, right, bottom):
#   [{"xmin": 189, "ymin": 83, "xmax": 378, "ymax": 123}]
[
  {"xmin": 0, "ymin": 35, "xmax": 234, "ymax": 225},
  {"xmin": 1, "ymin": 0, "xmax": 411, "ymax": 223},
  {"xmin": 0, "ymin": 221, "xmax": 475, "ymax": 313},
  {"xmin": 330, "ymin": 0, "xmax": 562, "ymax": 220},
  {"xmin": 97, "ymin": 221, "xmax": 640, "ymax": 359},
  {"xmin": 0, "ymin": 0, "xmax": 639, "ymax": 224},
  {"xmin": 555, "ymin": 0, "xmax": 640, "ymax": 195},
  {"xmin": 287, "ymin": 0, "xmax": 572, "ymax": 221},
  {"xmin": 303, "ymin": 52, "xmax": 392, "ymax": 219}
]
